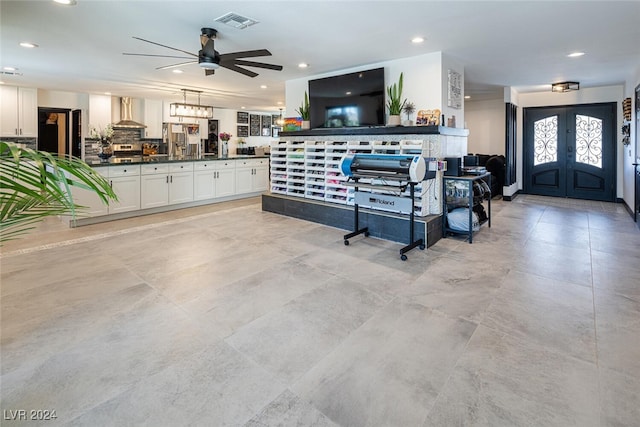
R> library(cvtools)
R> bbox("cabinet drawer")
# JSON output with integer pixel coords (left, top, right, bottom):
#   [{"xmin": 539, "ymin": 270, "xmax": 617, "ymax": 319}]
[
  {"xmin": 236, "ymin": 158, "xmax": 266, "ymax": 168},
  {"xmin": 169, "ymin": 162, "xmax": 194, "ymax": 173},
  {"xmin": 194, "ymin": 161, "xmax": 215, "ymax": 171},
  {"xmin": 141, "ymin": 164, "xmax": 169, "ymax": 175},
  {"xmin": 109, "ymin": 165, "xmax": 140, "ymax": 177},
  {"xmin": 215, "ymin": 160, "xmax": 236, "ymax": 170}
]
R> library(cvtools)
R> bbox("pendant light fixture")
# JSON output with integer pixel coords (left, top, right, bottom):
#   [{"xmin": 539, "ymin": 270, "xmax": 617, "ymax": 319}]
[{"xmin": 170, "ymin": 89, "xmax": 214, "ymax": 119}]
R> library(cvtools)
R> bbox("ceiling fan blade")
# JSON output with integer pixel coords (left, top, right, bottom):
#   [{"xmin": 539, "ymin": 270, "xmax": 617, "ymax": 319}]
[
  {"xmin": 123, "ymin": 53, "xmax": 195, "ymax": 60},
  {"xmin": 218, "ymin": 49, "xmax": 272, "ymax": 61},
  {"xmin": 157, "ymin": 61, "xmax": 198, "ymax": 70},
  {"xmin": 205, "ymin": 69, "xmax": 216, "ymax": 76},
  {"xmin": 219, "ymin": 62, "xmax": 259, "ymax": 78},
  {"xmin": 132, "ymin": 36, "xmax": 197, "ymax": 57},
  {"xmin": 231, "ymin": 59, "xmax": 283, "ymax": 71}
]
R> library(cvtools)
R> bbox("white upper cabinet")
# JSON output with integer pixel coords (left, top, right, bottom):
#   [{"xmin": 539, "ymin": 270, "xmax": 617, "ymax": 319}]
[
  {"xmin": 88, "ymin": 94, "xmax": 112, "ymax": 135},
  {"xmin": 0, "ymin": 86, "xmax": 37, "ymax": 137},
  {"xmin": 143, "ymin": 99, "xmax": 163, "ymax": 138}
]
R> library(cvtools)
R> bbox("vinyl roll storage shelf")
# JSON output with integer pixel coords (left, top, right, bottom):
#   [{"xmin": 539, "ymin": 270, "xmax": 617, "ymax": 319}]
[{"xmin": 270, "ymin": 139, "xmax": 438, "ymax": 216}]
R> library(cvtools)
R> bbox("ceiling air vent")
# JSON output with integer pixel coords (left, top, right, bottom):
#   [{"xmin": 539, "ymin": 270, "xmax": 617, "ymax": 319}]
[{"xmin": 214, "ymin": 12, "xmax": 259, "ymax": 29}]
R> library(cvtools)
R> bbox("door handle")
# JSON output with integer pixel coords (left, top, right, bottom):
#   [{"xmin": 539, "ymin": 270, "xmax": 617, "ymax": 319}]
[{"xmin": 568, "ymin": 146, "xmax": 573, "ymax": 153}]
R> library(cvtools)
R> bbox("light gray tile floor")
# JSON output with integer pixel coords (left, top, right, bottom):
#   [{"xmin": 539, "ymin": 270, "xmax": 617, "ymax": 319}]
[{"xmin": 1, "ymin": 195, "xmax": 639, "ymax": 426}]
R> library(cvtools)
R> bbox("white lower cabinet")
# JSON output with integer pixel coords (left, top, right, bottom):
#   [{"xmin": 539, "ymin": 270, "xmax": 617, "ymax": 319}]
[
  {"xmin": 141, "ymin": 164, "xmax": 170, "ymax": 209},
  {"xmin": 194, "ymin": 162, "xmax": 216, "ymax": 200},
  {"xmin": 140, "ymin": 162, "xmax": 194, "ymax": 208},
  {"xmin": 168, "ymin": 163, "xmax": 194, "ymax": 204},
  {"xmin": 107, "ymin": 165, "xmax": 141, "ymax": 214},
  {"xmin": 215, "ymin": 160, "xmax": 236, "ymax": 198},
  {"xmin": 70, "ymin": 166, "xmax": 110, "ymax": 217},
  {"xmin": 77, "ymin": 157, "xmax": 266, "ymax": 222},
  {"xmin": 235, "ymin": 158, "xmax": 269, "ymax": 194},
  {"xmin": 194, "ymin": 160, "xmax": 236, "ymax": 200},
  {"xmin": 72, "ymin": 165, "xmax": 140, "ymax": 217}
]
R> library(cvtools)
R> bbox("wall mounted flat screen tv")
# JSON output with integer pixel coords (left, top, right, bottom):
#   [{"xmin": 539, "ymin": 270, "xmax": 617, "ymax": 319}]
[{"xmin": 308, "ymin": 67, "xmax": 385, "ymax": 129}]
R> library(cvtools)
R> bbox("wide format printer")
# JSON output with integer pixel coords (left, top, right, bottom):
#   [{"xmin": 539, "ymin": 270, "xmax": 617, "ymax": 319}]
[
  {"xmin": 340, "ymin": 154, "xmax": 427, "ymax": 183},
  {"xmin": 338, "ymin": 153, "xmax": 430, "ymax": 261}
]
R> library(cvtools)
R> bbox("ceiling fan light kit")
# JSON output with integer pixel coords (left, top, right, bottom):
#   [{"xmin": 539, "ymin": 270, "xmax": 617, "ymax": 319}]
[{"xmin": 551, "ymin": 81, "xmax": 579, "ymax": 93}]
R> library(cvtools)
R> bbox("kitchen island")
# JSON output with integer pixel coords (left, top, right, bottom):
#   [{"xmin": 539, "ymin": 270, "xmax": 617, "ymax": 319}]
[{"xmin": 69, "ymin": 155, "xmax": 269, "ymax": 226}]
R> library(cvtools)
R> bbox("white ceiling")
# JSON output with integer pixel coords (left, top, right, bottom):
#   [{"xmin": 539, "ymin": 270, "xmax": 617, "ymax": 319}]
[{"xmin": 2, "ymin": 0, "xmax": 639, "ymax": 113}]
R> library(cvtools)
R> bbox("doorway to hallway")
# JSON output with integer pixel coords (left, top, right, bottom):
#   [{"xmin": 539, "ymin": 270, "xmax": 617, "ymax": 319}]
[
  {"xmin": 38, "ymin": 107, "xmax": 81, "ymax": 157},
  {"xmin": 523, "ymin": 103, "xmax": 616, "ymax": 202}
]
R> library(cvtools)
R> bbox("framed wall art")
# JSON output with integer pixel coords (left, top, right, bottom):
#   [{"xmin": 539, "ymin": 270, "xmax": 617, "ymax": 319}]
[
  {"xmin": 237, "ymin": 111, "xmax": 249, "ymax": 124},
  {"xmin": 237, "ymin": 125, "xmax": 249, "ymax": 138},
  {"xmin": 447, "ymin": 69, "xmax": 462, "ymax": 109},
  {"xmin": 249, "ymin": 114, "xmax": 261, "ymax": 136}
]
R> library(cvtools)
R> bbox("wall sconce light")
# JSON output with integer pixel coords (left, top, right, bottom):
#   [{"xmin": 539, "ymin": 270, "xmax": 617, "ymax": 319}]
[
  {"xmin": 170, "ymin": 89, "xmax": 214, "ymax": 119},
  {"xmin": 551, "ymin": 81, "xmax": 580, "ymax": 93}
]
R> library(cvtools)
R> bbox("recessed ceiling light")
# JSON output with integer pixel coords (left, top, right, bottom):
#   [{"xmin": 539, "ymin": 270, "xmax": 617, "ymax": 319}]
[
  {"xmin": 277, "ymin": 101, "xmax": 283, "ymax": 105},
  {"xmin": 298, "ymin": 63, "xmax": 308, "ymax": 68},
  {"xmin": 411, "ymin": 37, "xmax": 425, "ymax": 44},
  {"xmin": 20, "ymin": 42, "xmax": 38, "ymax": 48},
  {"xmin": 260, "ymin": 85, "xmax": 267, "ymax": 89},
  {"xmin": 346, "ymin": 91, "xmax": 352, "ymax": 95},
  {"xmin": 3, "ymin": 66, "xmax": 17, "ymax": 71},
  {"xmin": 0, "ymin": 81, "xmax": 5, "ymax": 85},
  {"xmin": 172, "ymin": 69, "xmax": 183, "ymax": 74},
  {"xmin": 464, "ymin": 95, "xmax": 471, "ymax": 99},
  {"xmin": 104, "ymin": 92, "xmax": 111, "ymax": 95},
  {"xmin": 53, "ymin": 0, "xmax": 77, "ymax": 5},
  {"xmin": 568, "ymin": 51, "xmax": 585, "ymax": 58},
  {"xmin": 241, "ymin": 106, "xmax": 246, "ymax": 109}
]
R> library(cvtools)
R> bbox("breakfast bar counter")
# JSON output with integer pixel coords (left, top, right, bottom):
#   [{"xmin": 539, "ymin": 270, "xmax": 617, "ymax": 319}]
[{"xmin": 69, "ymin": 155, "xmax": 270, "ymax": 226}]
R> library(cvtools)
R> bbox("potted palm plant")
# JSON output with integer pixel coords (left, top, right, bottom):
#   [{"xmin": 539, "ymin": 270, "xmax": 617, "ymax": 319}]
[
  {"xmin": 0, "ymin": 141, "xmax": 117, "ymax": 243},
  {"xmin": 296, "ymin": 91, "xmax": 310, "ymax": 130},
  {"xmin": 386, "ymin": 72, "xmax": 406, "ymax": 126}
]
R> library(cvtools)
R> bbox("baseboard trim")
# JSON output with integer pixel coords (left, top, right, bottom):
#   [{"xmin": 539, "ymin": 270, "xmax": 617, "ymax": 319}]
[{"xmin": 502, "ymin": 190, "xmax": 520, "ymax": 201}]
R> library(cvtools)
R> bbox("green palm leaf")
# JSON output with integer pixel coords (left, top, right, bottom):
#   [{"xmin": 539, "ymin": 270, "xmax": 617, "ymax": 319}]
[{"xmin": 0, "ymin": 141, "xmax": 117, "ymax": 243}]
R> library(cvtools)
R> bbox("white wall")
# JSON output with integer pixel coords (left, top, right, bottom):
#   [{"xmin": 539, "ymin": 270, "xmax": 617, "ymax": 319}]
[
  {"xmin": 441, "ymin": 54, "xmax": 465, "ymax": 127},
  {"xmin": 285, "ymin": 51, "xmax": 465, "ymax": 128},
  {"xmin": 464, "ymin": 98, "xmax": 505, "ymax": 155},
  {"xmin": 515, "ymin": 85, "xmax": 625, "ymax": 198},
  {"xmin": 212, "ymin": 108, "xmax": 278, "ymax": 152},
  {"xmin": 37, "ymin": 90, "xmax": 89, "ymax": 110}
]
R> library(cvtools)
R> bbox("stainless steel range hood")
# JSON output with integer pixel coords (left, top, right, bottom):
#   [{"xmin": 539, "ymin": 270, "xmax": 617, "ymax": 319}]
[{"xmin": 114, "ymin": 97, "xmax": 146, "ymax": 129}]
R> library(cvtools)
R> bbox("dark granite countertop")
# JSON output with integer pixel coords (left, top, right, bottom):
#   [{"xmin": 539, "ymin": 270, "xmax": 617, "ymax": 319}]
[
  {"xmin": 86, "ymin": 154, "xmax": 269, "ymax": 167},
  {"xmin": 279, "ymin": 125, "xmax": 469, "ymax": 137}
]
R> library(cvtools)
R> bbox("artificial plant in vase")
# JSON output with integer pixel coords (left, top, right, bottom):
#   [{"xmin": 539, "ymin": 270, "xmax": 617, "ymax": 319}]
[
  {"xmin": 403, "ymin": 101, "xmax": 416, "ymax": 126},
  {"xmin": 386, "ymin": 72, "xmax": 406, "ymax": 126},
  {"xmin": 0, "ymin": 141, "xmax": 117, "ymax": 243},
  {"xmin": 296, "ymin": 91, "xmax": 310, "ymax": 130},
  {"xmin": 219, "ymin": 132, "xmax": 231, "ymax": 157},
  {"xmin": 89, "ymin": 124, "xmax": 115, "ymax": 159}
]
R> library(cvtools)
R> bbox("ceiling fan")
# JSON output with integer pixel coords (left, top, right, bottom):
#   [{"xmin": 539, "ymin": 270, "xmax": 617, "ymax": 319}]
[{"xmin": 123, "ymin": 27, "xmax": 283, "ymax": 78}]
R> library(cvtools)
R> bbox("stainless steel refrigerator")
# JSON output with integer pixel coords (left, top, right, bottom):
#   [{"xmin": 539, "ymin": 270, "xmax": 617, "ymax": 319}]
[{"xmin": 162, "ymin": 123, "xmax": 201, "ymax": 157}]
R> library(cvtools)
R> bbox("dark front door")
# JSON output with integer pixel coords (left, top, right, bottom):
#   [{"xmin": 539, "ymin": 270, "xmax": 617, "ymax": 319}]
[{"xmin": 524, "ymin": 103, "xmax": 616, "ymax": 202}]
